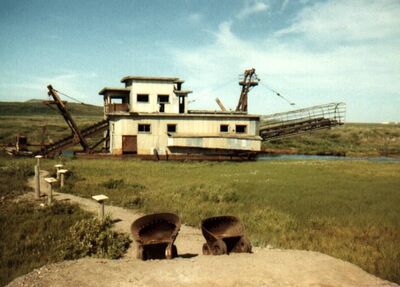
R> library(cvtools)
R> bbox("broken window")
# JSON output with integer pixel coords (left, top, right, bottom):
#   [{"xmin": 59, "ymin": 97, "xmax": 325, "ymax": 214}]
[
  {"xmin": 158, "ymin": 95, "xmax": 169, "ymax": 103},
  {"xmin": 220, "ymin": 124, "xmax": 229, "ymax": 132},
  {"xmin": 138, "ymin": 124, "xmax": 151, "ymax": 133},
  {"xmin": 137, "ymin": 94, "xmax": 149, "ymax": 103},
  {"xmin": 235, "ymin": 125, "xmax": 247, "ymax": 134},
  {"xmin": 167, "ymin": 124, "xmax": 177, "ymax": 133}
]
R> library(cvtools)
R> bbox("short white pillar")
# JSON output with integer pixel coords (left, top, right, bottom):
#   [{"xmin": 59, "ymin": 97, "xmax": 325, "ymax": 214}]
[
  {"xmin": 35, "ymin": 155, "xmax": 43, "ymax": 170},
  {"xmin": 54, "ymin": 164, "xmax": 64, "ymax": 180},
  {"xmin": 34, "ymin": 165, "xmax": 40, "ymax": 199},
  {"xmin": 44, "ymin": 177, "xmax": 57, "ymax": 205},
  {"xmin": 57, "ymin": 169, "xmax": 68, "ymax": 188},
  {"xmin": 92, "ymin": 195, "xmax": 109, "ymax": 221}
]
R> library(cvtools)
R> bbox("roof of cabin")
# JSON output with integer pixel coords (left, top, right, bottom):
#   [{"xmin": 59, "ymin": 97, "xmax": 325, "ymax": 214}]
[
  {"xmin": 99, "ymin": 87, "xmax": 130, "ymax": 95},
  {"xmin": 174, "ymin": 90, "xmax": 192, "ymax": 94},
  {"xmin": 121, "ymin": 76, "xmax": 180, "ymax": 83}
]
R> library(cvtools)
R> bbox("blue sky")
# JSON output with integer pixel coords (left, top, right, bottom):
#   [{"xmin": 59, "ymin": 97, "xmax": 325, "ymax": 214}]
[{"xmin": 0, "ymin": 0, "xmax": 399, "ymax": 122}]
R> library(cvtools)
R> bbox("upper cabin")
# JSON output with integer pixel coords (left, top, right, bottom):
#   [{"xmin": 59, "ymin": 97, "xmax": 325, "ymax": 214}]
[{"xmin": 99, "ymin": 76, "xmax": 192, "ymax": 115}]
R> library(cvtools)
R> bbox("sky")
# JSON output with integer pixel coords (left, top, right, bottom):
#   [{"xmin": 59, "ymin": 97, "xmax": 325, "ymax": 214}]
[{"xmin": 0, "ymin": 0, "xmax": 399, "ymax": 122}]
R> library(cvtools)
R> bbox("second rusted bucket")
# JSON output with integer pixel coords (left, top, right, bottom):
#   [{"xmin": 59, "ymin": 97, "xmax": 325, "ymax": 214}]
[
  {"xmin": 131, "ymin": 213, "xmax": 181, "ymax": 260},
  {"xmin": 201, "ymin": 215, "xmax": 252, "ymax": 255}
]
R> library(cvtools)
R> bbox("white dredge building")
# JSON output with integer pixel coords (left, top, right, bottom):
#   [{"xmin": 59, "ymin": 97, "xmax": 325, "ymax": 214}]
[{"xmin": 99, "ymin": 76, "xmax": 262, "ymax": 158}]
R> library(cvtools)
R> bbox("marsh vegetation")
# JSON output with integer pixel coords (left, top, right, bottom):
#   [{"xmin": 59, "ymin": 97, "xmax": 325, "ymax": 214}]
[
  {"xmin": 0, "ymin": 157, "xmax": 130, "ymax": 286},
  {"xmin": 42, "ymin": 158, "xmax": 400, "ymax": 284}
]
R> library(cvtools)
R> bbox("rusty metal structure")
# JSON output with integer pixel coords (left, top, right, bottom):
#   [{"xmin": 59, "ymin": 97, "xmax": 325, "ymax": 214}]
[
  {"xmin": 131, "ymin": 213, "xmax": 181, "ymax": 260},
  {"xmin": 5, "ymin": 134, "xmax": 31, "ymax": 156},
  {"xmin": 260, "ymin": 102, "xmax": 346, "ymax": 140},
  {"xmin": 4, "ymin": 68, "xmax": 346, "ymax": 158},
  {"xmin": 33, "ymin": 85, "xmax": 109, "ymax": 157},
  {"xmin": 201, "ymin": 216, "xmax": 252, "ymax": 255},
  {"xmin": 236, "ymin": 68, "xmax": 259, "ymax": 112}
]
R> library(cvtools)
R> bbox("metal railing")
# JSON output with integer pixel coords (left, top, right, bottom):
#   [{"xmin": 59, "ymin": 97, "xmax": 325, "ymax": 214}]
[
  {"xmin": 105, "ymin": 103, "xmax": 129, "ymax": 113},
  {"xmin": 260, "ymin": 102, "xmax": 346, "ymax": 140}
]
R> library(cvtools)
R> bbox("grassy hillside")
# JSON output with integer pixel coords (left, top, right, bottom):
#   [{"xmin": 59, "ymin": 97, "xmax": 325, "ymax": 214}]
[
  {"xmin": 0, "ymin": 100, "xmax": 102, "ymax": 117},
  {"xmin": 0, "ymin": 100, "xmax": 103, "ymax": 148},
  {"xmin": 263, "ymin": 123, "xmax": 400, "ymax": 157}
]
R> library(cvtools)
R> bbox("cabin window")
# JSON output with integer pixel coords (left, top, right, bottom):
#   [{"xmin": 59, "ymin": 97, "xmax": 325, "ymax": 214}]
[
  {"xmin": 235, "ymin": 125, "xmax": 247, "ymax": 134},
  {"xmin": 138, "ymin": 124, "xmax": 151, "ymax": 133},
  {"xmin": 137, "ymin": 94, "xmax": 149, "ymax": 103},
  {"xmin": 110, "ymin": 97, "xmax": 122, "ymax": 104},
  {"xmin": 158, "ymin": 95, "xmax": 169, "ymax": 103},
  {"xmin": 167, "ymin": 124, "xmax": 177, "ymax": 133},
  {"xmin": 220, "ymin": 124, "xmax": 229, "ymax": 132}
]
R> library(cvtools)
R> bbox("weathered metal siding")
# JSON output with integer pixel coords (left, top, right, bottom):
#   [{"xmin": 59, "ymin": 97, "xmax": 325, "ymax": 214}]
[
  {"xmin": 168, "ymin": 137, "xmax": 261, "ymax": 151},
  {"xmin": 109, "ymin": 116, "xmax": 261, "ymax": 155},
  {"xmin": 129, "ymin": 82, "xmax": 179, "ymax": 114}
]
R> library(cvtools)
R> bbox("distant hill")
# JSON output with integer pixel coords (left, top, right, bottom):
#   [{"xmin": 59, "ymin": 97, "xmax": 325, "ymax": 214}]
[{"xmin": 0, "ymin": 100, "xmax": 103, "ymax": 117}]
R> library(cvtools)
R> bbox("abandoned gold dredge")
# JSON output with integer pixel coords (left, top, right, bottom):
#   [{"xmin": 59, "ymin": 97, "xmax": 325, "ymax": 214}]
[{"xmin": 7, "ymin": 68, "xmax": 346, "ymax": 160}]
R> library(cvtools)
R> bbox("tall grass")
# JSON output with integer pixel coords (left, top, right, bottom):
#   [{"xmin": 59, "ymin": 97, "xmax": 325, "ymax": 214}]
[
  {"xmin": 56, "ymin": 159, "xmax": 400, "ymax": 283},
  {"xmin": 0, "ymin": 157, "xmax": 130, "ymax": 286},
  {"xmin": 265, "ymin": 123, "xmax": 400, "ymax": 157}
]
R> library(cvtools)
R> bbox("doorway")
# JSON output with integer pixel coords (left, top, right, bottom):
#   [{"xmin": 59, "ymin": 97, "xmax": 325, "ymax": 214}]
[{"xmin": 122, "ymin": 135, "xmax": 137, "ymax": 154}]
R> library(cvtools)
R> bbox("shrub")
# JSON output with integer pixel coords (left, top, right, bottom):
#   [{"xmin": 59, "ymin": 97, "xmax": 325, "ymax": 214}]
[{"xmin": 62, "ymin": 216, "xmax": 131, "ymax": 260}]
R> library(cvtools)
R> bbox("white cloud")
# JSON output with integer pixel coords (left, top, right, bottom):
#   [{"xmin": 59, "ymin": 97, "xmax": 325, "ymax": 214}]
[
  {"xmin": 237, "ymin": 1, "xmax": 269, "ymax": 19},
  {"xmin": 276, "ymin": 0, "xmax": 400, "ymax": 43},
  {"xmin": 169, "ymin": 0, "xmax": 400, "ymax": 121},
  {"xmin": 281, "ymin": 0, "xmax": 290, "ymax": 12},
  {"xmin": 187, "ymin": 13, "xmax": 202, "ymax": 24}
]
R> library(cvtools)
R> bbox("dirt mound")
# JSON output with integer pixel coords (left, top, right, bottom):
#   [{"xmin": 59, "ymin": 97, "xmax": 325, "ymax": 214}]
[{"xmin": 8, "ymin": 248, "xmax": 397, "ymax": 287}]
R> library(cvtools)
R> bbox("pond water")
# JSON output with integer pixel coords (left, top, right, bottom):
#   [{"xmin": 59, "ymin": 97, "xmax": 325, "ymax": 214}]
[{"xmin": 257, "ymin": 154, "xmax": 400, "ymax": 163}]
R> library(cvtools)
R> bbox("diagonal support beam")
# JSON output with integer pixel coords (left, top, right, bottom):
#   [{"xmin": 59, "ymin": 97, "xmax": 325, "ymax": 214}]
[{"xmin": 47, "ymin": 85, "xmax": 90, "ymax": 152}]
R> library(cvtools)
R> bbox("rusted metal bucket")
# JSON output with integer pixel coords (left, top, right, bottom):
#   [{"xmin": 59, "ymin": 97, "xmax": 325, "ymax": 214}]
[
  {"xmin": 201, "ymin": 215, "xmax": 252, "ymax": 255},
  {"xmin": 131, "ymin": 213, "xmax": 181, "ymax": 260}
]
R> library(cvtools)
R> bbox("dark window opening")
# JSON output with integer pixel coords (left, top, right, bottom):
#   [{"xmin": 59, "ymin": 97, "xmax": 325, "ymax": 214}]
[
  {"xmin": 167, "ymin": 124, "xmax": 177, "ymax": 133},
  {"xmin": 138, "ymin": 124, "xmax": 151, "ymax": 133},
  {"xmin": 137, "ymin": 94, "xmax": 149, "ymax": 103},
  {"xmin": 220, "ymin": 125, "xmax": 229, "ymax": 132},
  {"xmin": 235, "ymin": 125, "xmax": 247, "ymax": 133},
  {"xmin": 179, "ymin": 96, "xmax": 185, "ymax": 113},
  {"xmin": 158, "ymin": 95, "xmax": 169, "ymax": 103}
]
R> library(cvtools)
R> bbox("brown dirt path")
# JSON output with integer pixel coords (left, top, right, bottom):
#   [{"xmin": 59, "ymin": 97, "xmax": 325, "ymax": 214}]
[{"xmin": 7, "ymin": 170, "xmax": 398, "ymax": 287}]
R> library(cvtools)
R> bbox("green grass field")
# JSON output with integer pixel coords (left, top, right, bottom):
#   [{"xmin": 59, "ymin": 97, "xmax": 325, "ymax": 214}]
[
  {"xmin": 39, "ymin": 158, "xmax": 400, "ymax": 284},
  {"xmin": 264, "ymin": 123, "xmax": 400, "ymax": 157},
  {"xmin": 0, "ymin": 157, "xmax": 130, "ymax": 286}
]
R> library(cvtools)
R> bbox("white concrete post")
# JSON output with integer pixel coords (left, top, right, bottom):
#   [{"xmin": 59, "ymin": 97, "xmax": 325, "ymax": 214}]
[
  {"xmin": 57, "ymin": 169, "xmax": 68, "ymax": 188},
  {"xmin": 35, "ymin": 155, "xmax": 43, "ymax": 170},
  {"xmin": 54, "ymin": 164, "xmax": 64, "ymax": 180},
  {"xmin": 45, "ymin": 177, "xmax": 57, "ymax": 205},
  {"xmin": 92, "ymin": 195, "xmax": 109, "ymax": 222},
  {"xmin": 34, "ymin": 155, "xmax": 43, "ymax": 200},
  {"xmin": 34, "ymin": 165, "xmax": 40, "ymax": 199}
]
